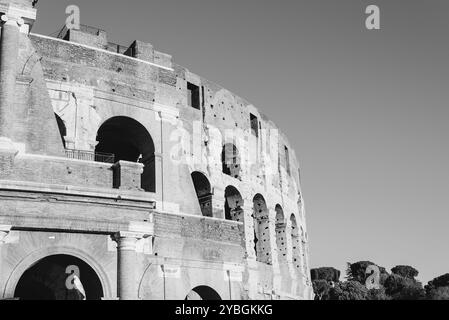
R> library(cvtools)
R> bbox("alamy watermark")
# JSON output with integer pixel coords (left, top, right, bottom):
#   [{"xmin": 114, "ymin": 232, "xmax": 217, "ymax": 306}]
[{"xmin": 366, "ymin": 5, "xmax": 381, "ymax": 30}]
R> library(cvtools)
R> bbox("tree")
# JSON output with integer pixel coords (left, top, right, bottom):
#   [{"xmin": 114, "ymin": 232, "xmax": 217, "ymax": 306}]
[
  {"xmin": 367, "ymin": 288, "xmax": 391, "ymax": 300},
  {"xmin": 346, "ymin": 261, "xmax": 388, "ymax": 285},
  {"xmin": 391, "ymin": 265, "xmax": 419, "ymax": 280},
  {"xmin": 311, "ymin": 267, "xmax": 341, "ymax": 282},
  {"xmin": 425, "ymin": 274, "xmax": 449, "ymax": 300},
  {"xmin": 384, "ymin": 274, "xmax": 425, "ymax": 300},
  {"xmin": 426, "ymin": 286, "xmax": 449, "ymax": 300},
  {"xmin": 312, "ymin": 279, "xmax": 332, "ymax": 300},
  {"xmin": 426, "ymin": 273, "xmax": 449, "ymax": 290},
  {"xmin": 329, "ymin": 281, "xmax": 368, "ymax": 300}
]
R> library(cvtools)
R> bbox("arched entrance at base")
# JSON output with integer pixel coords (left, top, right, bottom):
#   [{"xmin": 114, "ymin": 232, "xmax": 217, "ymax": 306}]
[
  {"xmin": 185, "ymin": 286, "xmax": 222, "ymax": 300},
  {"xmin": 14, "ymin": 254, "xmax": 103, "ymax": 300}
]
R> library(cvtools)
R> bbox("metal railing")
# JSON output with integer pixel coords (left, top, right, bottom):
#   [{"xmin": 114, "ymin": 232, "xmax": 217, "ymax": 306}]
[{"xmin": 65, "ymin": 149, "xmax": 115, "ymax": 164}]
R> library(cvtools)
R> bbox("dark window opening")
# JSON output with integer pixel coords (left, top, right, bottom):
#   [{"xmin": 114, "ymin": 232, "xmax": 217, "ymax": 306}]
[
  {"xmin": 285, "ymin": 146, "xmax": 291, "ymax": 176},
  {"xmin": 201, "ymin": 86, "xmax": 205, "ymax": 108},
  {"xmin": 224, "ymin": 186, "xmax": 243, "ymax": 221},
  {"xmin": 250, "ymin": 113, "xmax": 259, "ymax": 137},
  {"xmin": 222, "ymin": 144, "xmax": 241, "ymax": 179},
  {"xmin": 187, "ymin": 82, "xmax": 200, "ymax": 110},
  {"xmin": 191, "ymin": 172, "xmax": 213, "ymax": 217}
]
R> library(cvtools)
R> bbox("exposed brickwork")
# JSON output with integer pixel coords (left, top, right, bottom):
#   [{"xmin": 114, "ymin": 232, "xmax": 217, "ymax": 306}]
[{"xmin": 0, "ymin": 0, "xmax": 312, "ymax": 300}]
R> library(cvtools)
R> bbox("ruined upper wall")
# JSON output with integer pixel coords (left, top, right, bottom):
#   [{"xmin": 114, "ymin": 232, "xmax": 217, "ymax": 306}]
[
  {"xmin": 28, "ymin": 27, "xmax": 305, "ymax": 225},
  {"xmin": 31, "ymin": 27, "xmax": 301, "ymax": 176}
]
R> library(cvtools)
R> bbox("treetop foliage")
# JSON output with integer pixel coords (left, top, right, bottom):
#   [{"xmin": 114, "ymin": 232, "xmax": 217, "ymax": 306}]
[{"xmin": 312, "ymin": 261, "xmax": 448, "ymax": 300}]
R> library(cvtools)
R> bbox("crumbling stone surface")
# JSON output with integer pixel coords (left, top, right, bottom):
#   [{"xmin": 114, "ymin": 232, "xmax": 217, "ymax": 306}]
[{"xmin": 0, "ymin": 1, "xmax": 312, "ymax": 300}]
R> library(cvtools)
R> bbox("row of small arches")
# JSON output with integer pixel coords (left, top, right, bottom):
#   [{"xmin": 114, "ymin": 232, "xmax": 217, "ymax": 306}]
[{"xmin": 191, "ymin": 172, "xmax": 307, "ymax": 273}]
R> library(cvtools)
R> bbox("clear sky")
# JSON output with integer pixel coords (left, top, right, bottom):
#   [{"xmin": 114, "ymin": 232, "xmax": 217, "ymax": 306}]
[{"xmin": 32, "ymin": 0, "xmax": 449, "ymax": 284}]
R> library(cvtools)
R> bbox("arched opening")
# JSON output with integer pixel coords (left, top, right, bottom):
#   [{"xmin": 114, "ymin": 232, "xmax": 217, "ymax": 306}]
[
  {"xmin": 275, "ymin": 205, "xmax": 287, "ymax": 263},
  {"xmin": 14, "ymin": 254, "xmax": 103, "ymax": 300},
  {"xmin": 55, "ymin": 113, "xmax": 67, "ymax": 149},
  {"xmin": 191, "ymin": 172, "xmax": 212, "ymax": 217},
  {"xmin": 185, "ymin": 286, "xmax": 221, "ymax": 300},
  {"xmin": 96, "ymin": 116, "xmax": 155, "ymax": 192},
  {"xmin": 290, "ymin": 214, "xmax": 302, "ymax": 271},
  {"xmin": 253, "ymin": 194, "xmax": 272, "ymax": 264},
  {"xmin": 222, "ymin": 144, "xmax": 241, "ymax": 179},
  {"xmin": 224, "ymin": 186, "xmax": 243, "ymax": 221}
]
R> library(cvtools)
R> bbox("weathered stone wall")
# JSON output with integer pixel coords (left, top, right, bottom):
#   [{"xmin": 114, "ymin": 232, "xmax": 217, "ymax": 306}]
[{"xmin": 0, "ymin": 0, "xmax": 312, "ymax": 300}]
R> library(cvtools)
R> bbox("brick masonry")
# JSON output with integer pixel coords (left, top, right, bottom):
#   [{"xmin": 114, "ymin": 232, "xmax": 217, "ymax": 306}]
[{"xmin": 0, "ymin": 0, "xmax": 312, "ymax": 300}]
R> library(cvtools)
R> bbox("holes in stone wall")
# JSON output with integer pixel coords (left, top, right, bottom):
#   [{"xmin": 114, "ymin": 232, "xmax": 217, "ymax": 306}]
[
  {"xmin": 275, "ymin": 205, "xmax": 287, "ymax": 263},
  {"xmin": 301, "ymin": 227, "xmax": 308, "ymax": 274},
  {"xmin": 253, "ymin": 194, "xmax": 272, "ymax": 264},
  {"xmin": 290, "ymin": 214, "xmax": 302, "ymax": 271},
  {"xmin": 191, "ymin": 171, "xmax": 213, "ymax": 217}
]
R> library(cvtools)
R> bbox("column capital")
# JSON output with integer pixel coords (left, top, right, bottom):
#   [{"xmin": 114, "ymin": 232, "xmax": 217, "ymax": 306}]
[
  {"xmin": 1, "ymin": 14, "xmax": 24, "ymax": 27},
  {"xmin": 113, "ymin": 231, "xmax": 148, "ymax": 241},
  {"xmin": 112, "ymin": 220, "xmax": 154, "ymax": 243}
]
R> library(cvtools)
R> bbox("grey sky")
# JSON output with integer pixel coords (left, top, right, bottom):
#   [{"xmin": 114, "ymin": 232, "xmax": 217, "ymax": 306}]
[{"xmin": 33, "ymin": 0, "xmax": 449, "ymax": 283}]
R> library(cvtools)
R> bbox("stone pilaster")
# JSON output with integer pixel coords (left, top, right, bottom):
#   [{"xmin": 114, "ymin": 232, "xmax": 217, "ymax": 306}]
[
  {"xmin": 113, "ymin": 222, "xmax": 154, "ymax": 300},
  {"xmin": 112, "ymin": 161, "xmax": 144, "ymax": 191},
  {"xmin": 0, "ymin": 14, "xmax": 21, "ymax": 138},
  {"xmin": 211, "ymin": 187, "xmax": 225, "ymax": 219},
  {"xmin": 241, "ymin": 203, "xmax": 256, "ymax": 259},
  {"xmin": 267, "ymin": 206, "xmax": 281, "ymax": 292}
]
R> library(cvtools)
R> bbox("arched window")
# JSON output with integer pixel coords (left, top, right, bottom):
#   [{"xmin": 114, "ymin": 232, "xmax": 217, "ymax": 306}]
[
  {"xmin": 222, "ymin": 144, "xmax": 241, "ymax": 179},
  {"xmin": 253, "ymin": 194, "xmax": 272, "ymax": 264},
  {"xmin": 96, "ymin": 117, "xmax": 155, "ymax": 192},
  {"xmin": 224, "ymin": 186, "xmax": 243, "ymax": 221},
  {"xmin": 191, "ymin": 172, "xmax": 213, "ymax": 217},
  {"xmin": 275, "ymin": 205, "xmax": 287, "ymax": 263},
  {"xmin": 55, "ymin": 113, "xmax": 67, "ymax": 149},
  {"xmin": 290, "ymin": 214, "xmax": 302, "ymax": 271}
]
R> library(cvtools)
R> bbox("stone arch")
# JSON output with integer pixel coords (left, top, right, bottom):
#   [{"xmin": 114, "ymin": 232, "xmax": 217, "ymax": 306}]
[
  {"xmin": 3, "ymin": 246, "xmax": 113, "ymax": 300},
  {"xmin": 275, "ymin": 205, "xmax": 287, "ymax": 263},
  {"xmin": 252, "ymin": 194, "xmax": 272, "ymax": 264},
  {"xmin": 191, "ymin": 171, "xmax": 213, "ymax": 217},
  {"xmin": 14, "ymin": 254, "xmax": 103, "ymax": 300},
  {"xmin": 96, "ymin": 116, "xmax": 155, "ymax": 192},
  {"xmin": 55, "ymin": 113, "xmax": 67, "ymax": 149},
  {"xmin": 222, "ymin": 143, "xmax": 241, "ymax": 179},
  {"xmin": 224, "ymin": 186, "xmax": 244, "ymax": 221},
  {"xmin": 185, "ymin": 286, "xmax": 222, "ymax": 300},
  {"xmin": 290, "ymin": 214, "xmax": 302, "ymax": 271}
]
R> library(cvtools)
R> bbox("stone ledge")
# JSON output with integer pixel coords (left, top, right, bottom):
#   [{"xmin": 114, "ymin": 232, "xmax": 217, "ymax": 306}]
[{"xmin": 0, "ymin": 179, "xmax": 156, "ymax": 205}]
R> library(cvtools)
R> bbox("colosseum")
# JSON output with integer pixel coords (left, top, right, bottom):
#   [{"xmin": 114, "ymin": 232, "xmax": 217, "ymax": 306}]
[{"xmin": 0, "ymin": 0, "xmax": 312, "ymax": 300}]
